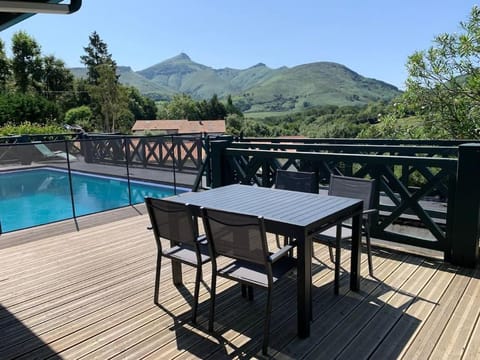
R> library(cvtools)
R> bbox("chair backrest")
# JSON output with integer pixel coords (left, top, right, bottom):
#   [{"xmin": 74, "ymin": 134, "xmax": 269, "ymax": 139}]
[
  {"xmin": 275, "ymin": 169, "xmax": 318, "ymax": 194},
  {"xmin": 201, "ymin": 208, "xmax": 268, "ymax": 266},
  {"xmin": 145, "ymin": 197, "xmax": 197, "ymax": 245},
  {"xmin": 328, "ymin": 175, "xmax": 376, "ymax": 212}
]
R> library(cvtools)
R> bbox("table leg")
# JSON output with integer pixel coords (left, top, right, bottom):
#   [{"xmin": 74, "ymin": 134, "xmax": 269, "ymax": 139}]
[
  {"xmin": 170, "ymin": 238, "xmax": 183, "ymax": 285},
  {"xmin": 350, "ymin": 211, "xmax": 361, "ymax": 291},
  {"xmin": 297, "ymin": 231, "xmax": 311, "ymax": 338}
]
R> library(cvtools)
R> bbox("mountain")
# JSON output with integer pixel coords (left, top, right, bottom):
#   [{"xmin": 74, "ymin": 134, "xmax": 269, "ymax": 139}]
[
  {"xmin": 233, "ymin": 62, "xmax": 400, "ymax": 112},
  {"xmin": 70, "ymin": 53, "xmax": 402, "ymax": 113}
]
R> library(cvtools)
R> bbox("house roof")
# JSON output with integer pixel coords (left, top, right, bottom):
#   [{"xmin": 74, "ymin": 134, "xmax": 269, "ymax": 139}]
[
  {"xmin": 0, "ymin": 0, "xmax": 81, "ymax": 31},
  {"xmin": 132, "ymin": 119, "xmax": 226, "ymax": 134}
]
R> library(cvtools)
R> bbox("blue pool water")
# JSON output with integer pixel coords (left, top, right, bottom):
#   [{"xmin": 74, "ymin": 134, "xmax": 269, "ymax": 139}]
[{"xmin": 0, "ymin": 167, "xmax": 188, "ymax": 232}]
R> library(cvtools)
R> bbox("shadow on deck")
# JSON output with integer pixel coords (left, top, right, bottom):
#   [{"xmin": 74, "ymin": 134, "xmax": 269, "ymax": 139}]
[{"xmin": 0, "ymin": 210, "xmax": 479, "ymax": 359}]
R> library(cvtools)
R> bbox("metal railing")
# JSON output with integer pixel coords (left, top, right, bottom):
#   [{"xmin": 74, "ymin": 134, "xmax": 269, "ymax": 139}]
[
  {"xmin": 208, "ymin": 136, "xmax": 480, "ymax": 267},
  {"xmin": 3, "ymin": 133, "xmax": 478, "ymax": 267},
  {"xmin": 0, "ymin": 133, "xmax": 207, "ymax": 232}
]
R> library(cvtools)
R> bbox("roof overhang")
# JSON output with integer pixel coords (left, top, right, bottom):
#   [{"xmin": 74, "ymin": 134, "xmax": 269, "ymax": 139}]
[{"xmin": 0, "ymin": 0, "xmax": 81, "ymax": 31}]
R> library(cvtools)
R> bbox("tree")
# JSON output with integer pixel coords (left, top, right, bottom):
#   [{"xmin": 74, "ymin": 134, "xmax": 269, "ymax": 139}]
[
  {"xmin": 80, "ymin": 31, "xmax": 117, "ymax": 85},
  {"xmin": 126, "ymin": 86, "xmax": 158, "ymax": 119},
  {"xmin": 207, "ymin": 94, "xmax": 227, "ymax": 119},
  {"xmin": 404, "ymin": 5, "xmax": 480, "ymax": 138},
  {"xmin": 226, "ymin": 114, "xmax": 244, "ymax": 135},
  {"xmin": 11, "ymin": 31, "xmax": 43, "ymax": 93},
  {"xmin": 225, "ymin": 94, "xmax": 243, "ymax": 116},
  {"xmin": 42, "ymin": 55, "xmax": 74, "ymax": 99},
  {"xmin": 0, "ymin": 39, "xmax": 10, "ymax": 92},
  {"xmin": 158, "ymin": 93, "xmax": 198, "ymax": 119},
  {"xmin": 64, "ymin": 105, "xmax": 93, "ymax": 130},
  {"xmin": 88, "ymin": 64, "xmax": 130, "ymax": 132},
  {"xmin": 357, "ymin": 114, "xmax": 426, "ymax": 139},
  {"xmin": 0, "ymin": 93, "xmax": 58, "ymax": 125}
]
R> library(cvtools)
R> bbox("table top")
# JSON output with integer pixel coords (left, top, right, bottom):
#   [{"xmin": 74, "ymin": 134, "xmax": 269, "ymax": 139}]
[{"xmin": 166, "ymin": 184, "xmax": 362, "ymax": 232}]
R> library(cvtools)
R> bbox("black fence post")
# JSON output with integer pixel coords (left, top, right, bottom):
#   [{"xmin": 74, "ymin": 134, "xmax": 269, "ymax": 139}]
[
  {"xmin": 210, "ymin": 137, "xmax": 233, "ymax": 188},
  {"xmin": 204, "ymin": 134, "xmax": 212, "ymax": 187},
  {"xmin": 83, "ymin": 137, "xmax": 93, "ymax": 163},
  {"xmin": 450, "ymin": 143, "xmax": 480, "ymax": 267}
]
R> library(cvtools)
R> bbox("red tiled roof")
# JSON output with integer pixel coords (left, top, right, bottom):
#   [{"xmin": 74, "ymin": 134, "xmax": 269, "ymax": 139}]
[{"xmin": 132, "ymin": 119, "xmax": 225, "ymax": 134}]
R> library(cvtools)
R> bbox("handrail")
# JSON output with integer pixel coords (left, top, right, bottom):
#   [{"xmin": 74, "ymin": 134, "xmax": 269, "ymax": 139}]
[
  {"xmin": 230, "ymin": 142, "xmax": 458, "ymax": 157},
  {"xmin": 238, "ymin": 137, "xmax": 479, "ymax": 147}
]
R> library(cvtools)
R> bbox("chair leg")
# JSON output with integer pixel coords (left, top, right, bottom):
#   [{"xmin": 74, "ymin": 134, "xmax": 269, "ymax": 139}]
[
  {"xmin": 263, "ymin": 287, "xmax": 272, "ymax": 355},
  {"xmin": 328, "ymin": 240, "xmax": 335, "ymax": 263},
  {"xmin": 154, "ymin": 252, "xmax": 162, "ymax": 305},
  {"xmin": 334, "ymin": 224, "xmax": 342, "ymax": 295},
  {"xmin": 241, "ymin": 284, "xmax": 254, "ymax": 300},
  {"xmin": 208, "ymin": 273, "xmax": 217, "ymax": 332},
  {"xmin": 248, "ymin": 285, "xmax": 254, "ymax": 301},
  {"xmin": 192, "ymin": 266, "xmax": 201, "ymax": 324},
  {"xmin": 241, "ymin": 284, "xmax": 247, "ymax": 298},
  {"xmin": 365, "ymin": 228, "xmax": 374, "ymax": 277}
]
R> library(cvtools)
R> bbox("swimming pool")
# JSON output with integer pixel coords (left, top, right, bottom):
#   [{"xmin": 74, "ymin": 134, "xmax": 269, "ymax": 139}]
[{"xmin": 0, "ymin": 167, "xmax": 189, "ymax": 232}]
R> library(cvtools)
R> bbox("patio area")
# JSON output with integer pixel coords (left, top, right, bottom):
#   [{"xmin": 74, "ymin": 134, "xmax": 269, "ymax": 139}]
[{"xmin": 1, "ymin": 207, "xmax": 479, "ymax": 359}]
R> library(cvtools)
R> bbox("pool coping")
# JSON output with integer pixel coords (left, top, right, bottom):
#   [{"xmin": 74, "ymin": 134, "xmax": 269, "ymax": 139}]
[{"xmin": 0, "ymin": 204, "xmax": 147, "ymax": 250}]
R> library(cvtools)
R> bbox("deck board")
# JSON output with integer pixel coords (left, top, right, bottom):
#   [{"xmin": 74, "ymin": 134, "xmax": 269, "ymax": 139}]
[
  {"xmin": 429, "ymin": 268, "xmax": 480, "ymax": 359},
  {"xmin": 0, "ymin": 209, "xmax": 479, "ymax": 359}
]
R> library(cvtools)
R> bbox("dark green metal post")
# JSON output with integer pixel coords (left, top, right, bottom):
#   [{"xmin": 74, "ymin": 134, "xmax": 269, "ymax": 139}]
[
  {"xmin": 210, "ymin": 137, "xmax": 233, "ymax": 188},
  {"xmin": 450, "ymin": 144, "xmax": 480, "ymax": 267}
]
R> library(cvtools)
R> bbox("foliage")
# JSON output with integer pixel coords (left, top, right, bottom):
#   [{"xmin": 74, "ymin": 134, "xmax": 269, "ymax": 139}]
[
  {"xmin": 403, "ymin": 5, "xmax": 480, "ymax": 139},
  {"xmin": 0, "ymin": 39, "xmax": 9, "ymax": 92},
  {"xmin": 0, "ymin": 121, "xmax": 65, "ymax": 136},
  {"xmin": 80, "ymin": 31, "xmax": 117, "ymax": 85},
  {"xmin": 88, "ymin": 64, "xmax": 131, "ymax": 132},
  {"xmin": 0, "ymin": 92, "xmax": 59, "ymax": 125},
  {"xmin": 357, "ymin": 114, "xmax": 427, "ymax": 139},
  {"xmin": 126, "ymin": 86, "xmax": 157, "ymax": 120},
  {"xmin": 223, "ymin": 103, "xmax": 393, "ymax": 138},
  {"xmin": 0, "ymin": 31, "xmax": 158, "ymax": 134},
  {"xmin": 226, "ymin": 114, "xmax": 244, "ymax": 136},
  {"xmin": 80, "ymin": 32, "xmax": 141, "ymax": 133},
  {"xmin": 11, "ymin": 31, "xmax": 43, "ymax": 93},
  {"xmin": 64, "ymin": 105, "xmax": 93, "ymax": 130},
  {"xmin": 226, "ymin": 95, "xmax": 242, "ymax": 116},
  {"xmin": 158, "ymin": 93, "xmax": 197, "ymax": 119},
  {"xmin": 157, "ymin": 93, "xmax": 238, "ymax": 120},
  {"xmin": 42, "ymin": 55, "xmax": 75, "ymax": 101}
]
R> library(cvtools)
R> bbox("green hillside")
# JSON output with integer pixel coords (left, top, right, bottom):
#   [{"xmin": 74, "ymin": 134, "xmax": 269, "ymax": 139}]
[
  {"xmin": 235, "ymin": 62, "xmax": 400, "ymax": 113},
  {"xmin": 69, "ymin": 53, "xmax": 402, "ymax": 112}
]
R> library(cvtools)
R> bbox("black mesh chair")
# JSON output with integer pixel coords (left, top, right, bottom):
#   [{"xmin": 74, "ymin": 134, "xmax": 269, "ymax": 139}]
[
  {"xmin": 313, "ymin": 175, "xmax": 377, "ymax": 293},
  {"xmin": 145, "ymin": 197, "xmax": 210, "ymax": 324},
  {"xmin": 275, "ymin": 169, "xmax": 318, "ymax": 194},
  {"xmin": 274, "ymin": 169, "xmax": 318, "ymax": 248},
  {"xmin": 201, "ymin": 207, "xmax": 297, "ymax": 355}
]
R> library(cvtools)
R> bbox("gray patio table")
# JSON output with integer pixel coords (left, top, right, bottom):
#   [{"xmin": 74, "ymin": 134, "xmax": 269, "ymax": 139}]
[{"xmin": 164, "ymin": 184, "xmax": 363, "ymax": 338}]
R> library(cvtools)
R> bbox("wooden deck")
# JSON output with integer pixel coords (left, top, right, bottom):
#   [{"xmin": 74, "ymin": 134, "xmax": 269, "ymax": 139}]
[{"xmin": 1, "ymin": 207, "xmax": 479, "ymax": 359}]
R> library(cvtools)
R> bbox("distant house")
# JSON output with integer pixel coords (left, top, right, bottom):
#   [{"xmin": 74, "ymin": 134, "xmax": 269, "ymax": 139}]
[{"xmin": 132, "ymin": 119, "xmax": 226, "ymax": 135}]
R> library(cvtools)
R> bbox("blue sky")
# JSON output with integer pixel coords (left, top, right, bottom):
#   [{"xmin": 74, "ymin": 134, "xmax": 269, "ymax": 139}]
[{"xmin": 0, "ymin": 0, "xmax": 478, "ymax": 89}]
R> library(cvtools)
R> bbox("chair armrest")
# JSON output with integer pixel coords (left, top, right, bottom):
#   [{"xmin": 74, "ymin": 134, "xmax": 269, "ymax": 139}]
[
  {"xmin": 147, "ymin": 226, "xmax": 152, "ymax": 230},
  {"xmin": 269, "ymin": 243, "xmax": 296, "ymax": 263},
  {"xmin": 362, "ymin": 209, "xmax": 378, "ymax": 216}
]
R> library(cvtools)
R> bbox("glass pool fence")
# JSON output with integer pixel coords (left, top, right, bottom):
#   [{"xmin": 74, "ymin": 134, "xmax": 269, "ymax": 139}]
[{"xmin": 0, "ymin": 134, "xmax": 205, "ymax": 232}]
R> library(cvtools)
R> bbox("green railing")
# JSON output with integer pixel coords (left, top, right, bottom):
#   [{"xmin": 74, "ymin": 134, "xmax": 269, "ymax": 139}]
[
  {"xmin": 209, "ymin": 137, "xmax": 480, "ymax": 267},
  {"xmin": 239, "ymin": 136, "xmax": 479, "ymax": 147}
]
